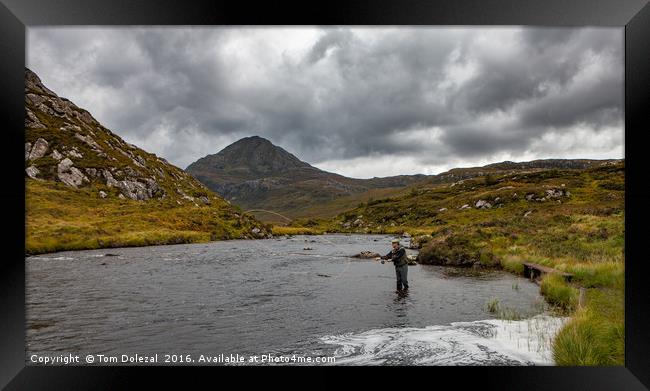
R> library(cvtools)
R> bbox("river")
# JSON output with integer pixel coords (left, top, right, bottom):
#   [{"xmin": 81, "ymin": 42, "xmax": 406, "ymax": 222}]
[{"xmin": 26, "ymin": 234, "xmax": 566, "ymax": 365}]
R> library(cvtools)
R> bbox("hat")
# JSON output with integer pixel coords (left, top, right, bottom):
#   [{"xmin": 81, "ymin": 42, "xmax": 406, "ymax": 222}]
[{"xmin": 391, "ymin": 239, "xmax": 400, "ymax": 244}]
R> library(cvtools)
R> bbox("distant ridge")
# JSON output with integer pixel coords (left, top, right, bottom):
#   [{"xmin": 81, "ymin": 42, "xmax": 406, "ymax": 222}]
[{"xmin": 186, "ymin": 135, "xmax": 621, "ymax": 220}]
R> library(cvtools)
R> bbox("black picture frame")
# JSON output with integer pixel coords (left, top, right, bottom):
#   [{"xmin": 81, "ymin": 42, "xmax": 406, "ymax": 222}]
[{"xmin": 1, "ymin": 0, "xmax": 648, "ymax": 389}]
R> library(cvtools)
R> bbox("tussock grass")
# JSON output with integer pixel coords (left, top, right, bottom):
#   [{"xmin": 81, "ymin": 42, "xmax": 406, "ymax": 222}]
[
  {"xmin": 553, "ymin": 288, "xmax": 624, "ymax": 365},
  {"xmin": 540, "ymin": 274, "xmax": 579, "ymax": 312},
  {"xmin": 486, "ymin": 298, "xmax": 500, "ymax": 313}
]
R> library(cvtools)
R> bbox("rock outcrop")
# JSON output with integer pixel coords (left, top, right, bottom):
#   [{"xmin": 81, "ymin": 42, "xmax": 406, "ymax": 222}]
[
  {"xmin": 57, "ymin": 158, "xmax": 88, "ymax": 188},
  {"xmin": 23, "ymin": 67, "xmax": 217, "ymax": 203}
]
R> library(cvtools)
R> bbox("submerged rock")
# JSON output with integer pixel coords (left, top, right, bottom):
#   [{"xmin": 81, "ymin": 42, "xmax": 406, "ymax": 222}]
[{"xmin": 352, "ymin": 251, "xmax": 381, "ymax": 259}]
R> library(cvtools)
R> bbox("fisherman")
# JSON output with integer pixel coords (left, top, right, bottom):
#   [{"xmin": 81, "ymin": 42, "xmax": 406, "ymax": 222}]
[{"xmin": 375, "ymin": 239, "xmax": 409, "ymax": 293}]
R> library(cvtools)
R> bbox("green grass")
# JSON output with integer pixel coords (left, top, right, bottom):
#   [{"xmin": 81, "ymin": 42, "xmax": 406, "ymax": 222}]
[
  {"xmin": 553, "ymin": 288, "xmax": 624, "ymax": 365},
  {"xmin": 540, "ymin": 274, "xmax": 579, "ymax": 312},
  {"xmin": 26, "ymin": 180, "xmax": 268, "ymax": 255},
  {"xmin": 486, "ymin": 298, "xmax": 500, "ymax": 313}
]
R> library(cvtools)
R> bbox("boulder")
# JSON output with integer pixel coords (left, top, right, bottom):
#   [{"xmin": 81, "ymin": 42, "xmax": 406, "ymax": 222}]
[
  {"xmin": 25, "ymin": 109, "xmax": 46, "ymax": 129},
  {"xmin": 117, "ymin": 180, "xmax": 151, "ymax": 200},
  {"xmin": 51, "ymin": 149, "xmax": 63, "ymax": 161},
  {"xmin": 57, "ymin": 158, "xmax": 88, "ymax": 188},
  {"xmin": 25, "ymin": 143, "xmax": 32, "ymax": 161},
  {"xmin": 99, "ymin": 191, "xmax": 107, "ymax": 199},
  {"xmin": 66, "ymin": 147, "xmax": 83, "ymax": 159},
  {"xmin": 28, "ymin": 138, "xmax": 49, "ymax": 160},
  {"xmin": 25, "ymin": 165, "xmax": 40, "ymax": 179},
  {"xmin": 352, "ymin": 251, "xmax": 381, "ymax": 259},
  {"xmin": 545, "ymin": 189, "xmax": 565, "ymax": 198},
  {"xmin": 524, "ymin": 210, "xmax": 533, "ymax": 218},
  {"xmin": 74, "ymin": 132, "xmax": 102, "ymax": 152},
  {"xmin": 102, "ymin": 169, "xmax": 119, "ymax": 187},
  {"xmin": 459, "ymin": 204, "xmax": 470, "ymax": 210},
  {"xmin": 438, "ymin": 207, "xmax": 448, "ymax": 212},
  {"xmin": 475, "ymin": 199, "xmax": 492, "ymax": 209}
]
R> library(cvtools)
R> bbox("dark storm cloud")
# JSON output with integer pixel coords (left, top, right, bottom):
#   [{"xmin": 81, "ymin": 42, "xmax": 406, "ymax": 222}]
[{"xmin": 27, "ymin": 27, "xmax": 623, "ymax": 177}]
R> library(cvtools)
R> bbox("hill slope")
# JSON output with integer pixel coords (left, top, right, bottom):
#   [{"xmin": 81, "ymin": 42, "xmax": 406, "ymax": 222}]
[
  {"xmin": 24, "ymin": 68, "xmax": 270, "ymax": 254},
  {"xmin": 185, "ymin": 136, "xmax": 426, "ymax": 220}
]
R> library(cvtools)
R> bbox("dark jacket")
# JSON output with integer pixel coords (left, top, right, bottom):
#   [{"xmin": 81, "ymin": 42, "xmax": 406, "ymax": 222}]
[{"xmin": 382, "ymin": 246, "xmax": 408, "ymax": 267}]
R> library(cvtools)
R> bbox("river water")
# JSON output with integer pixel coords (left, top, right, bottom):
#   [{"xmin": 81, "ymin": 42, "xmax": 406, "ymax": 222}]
[{"xmin": 26, "ymin": 234, "xmax": 566, "ymax": 366}]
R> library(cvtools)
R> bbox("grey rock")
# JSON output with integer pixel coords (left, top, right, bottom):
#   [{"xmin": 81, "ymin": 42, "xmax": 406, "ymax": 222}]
[
  {"xmin": 475, "ymin": 199, "xmax": 492, "ymax": 209},
  {"xmin": 28, "ymin": 138, "xmax": 49, "ymax": 160},
  {"xmin": 459, "ymin": 204, "xmax": 470, "ymax": 210},
  {"xmin": 25, "ymin": 143, "xmax": 32, "ymax": 161},
  {"xmin": 117, "ymin": 180, "xmax": 151, "ymax": 200},
  {"xmin": 74, "ymin": 133, "xmax": 102, "ymax": 151},
  {"xmin": 25, "ymin": 109, "xmax": 46, "ymax": 129},
  {"xmin": 66, "ymin": 147, "xmax": 83, "ymax": 159},
  {"xmin": 524, "ymin": 210, "xmax": 533, "ymax": 218},
  {"xmin": 57, "ymin": 158, "xmax": 89, "ymax": 188},
  {"xmin": 51, "ymin": 149, "xmax": 63, "ymax": 161},
  {"xmin": 60, "ymin": 123, "xmax": 81, "ymax": 133},
  {"xmin": 118, "ymin": 194, "xmax": 126, "ymax": 199},
  {"xmin": 25, "ymin": 165, "xmax": 40, "ymax": 179},
  {"xmin": 103, "ymin": 170, "xmax": 119, "ymax": 187},
  {"xmin": 438, "ymin": 207, "xmax": 448, "ymax": 212},
  {"xmin": 99, "ymin": 191, "xmax": 107, "ymax": 198},
  {"xmin": 252, "ymin": 227, "xmax": 261, "ymax": 234},
  {"xmin": 545, "ymin": 189, "xmax": 564, "ymax": 198},
  {"xmin": 134, "ymin": 155, "xmax": 147, "ymax": 167}
]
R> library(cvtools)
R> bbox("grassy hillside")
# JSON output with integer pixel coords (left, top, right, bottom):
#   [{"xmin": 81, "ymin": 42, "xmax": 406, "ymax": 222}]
[
  {"xmin": 289, "ymin": 161, "xmax": 625, "ymax": 365},
  {"xmin": 26, "ymin": 180, "xmax": 270, "ymax": 255}
]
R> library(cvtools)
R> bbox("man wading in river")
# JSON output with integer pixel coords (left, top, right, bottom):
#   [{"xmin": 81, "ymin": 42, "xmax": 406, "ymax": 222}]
[{"xmin": 375, "ymin": 239, "xmax": 409, "ymax": 294}]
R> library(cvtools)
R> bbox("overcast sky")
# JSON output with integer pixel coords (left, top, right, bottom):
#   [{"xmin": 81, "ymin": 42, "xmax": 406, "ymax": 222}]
[{"xmin": 27, "ymin": 27, "xmax": 623, "ymax": 178}]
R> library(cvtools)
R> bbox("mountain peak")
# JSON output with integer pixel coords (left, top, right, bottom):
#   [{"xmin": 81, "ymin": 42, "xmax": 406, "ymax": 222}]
[{"xmin": 187, "ymin": 136, "xmax": 313, "ymax": 176}]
